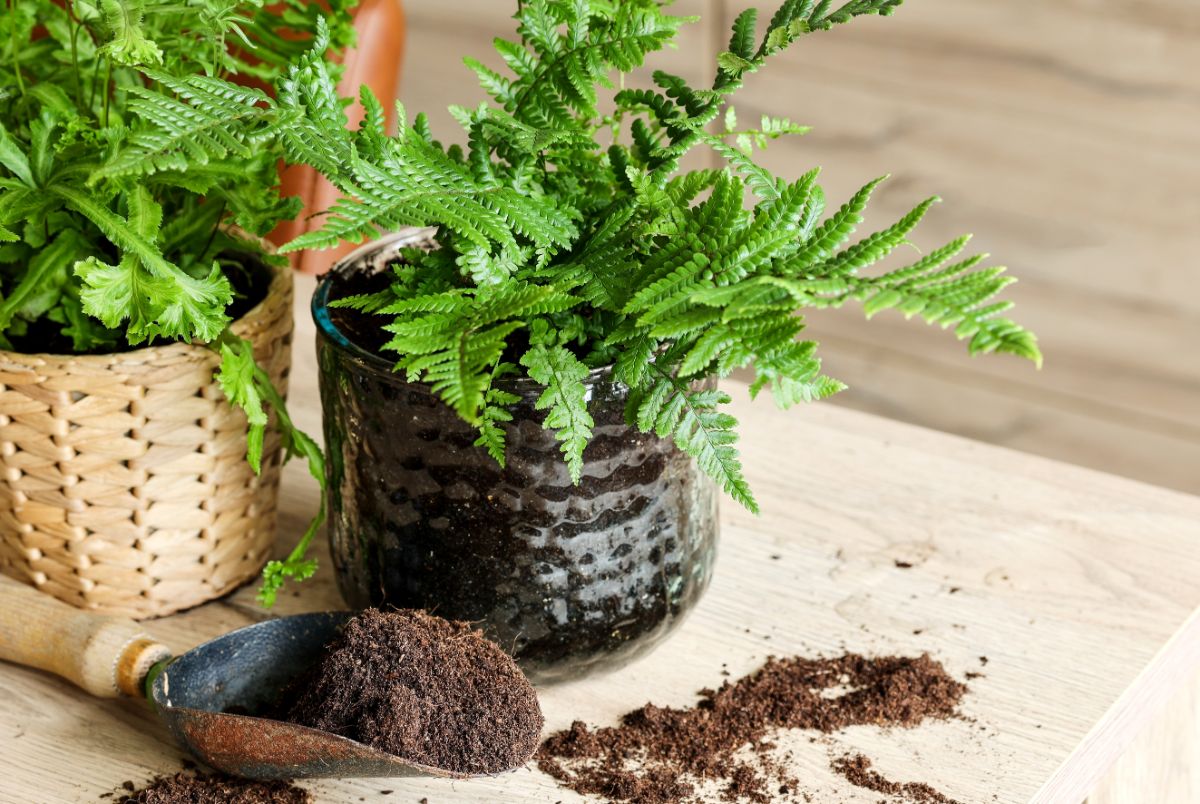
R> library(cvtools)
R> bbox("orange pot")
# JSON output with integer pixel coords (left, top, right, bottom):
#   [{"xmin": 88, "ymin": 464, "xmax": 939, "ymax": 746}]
[{"xmin": 269, "ymin": 0, "xmax": 407, "ymax": 274}]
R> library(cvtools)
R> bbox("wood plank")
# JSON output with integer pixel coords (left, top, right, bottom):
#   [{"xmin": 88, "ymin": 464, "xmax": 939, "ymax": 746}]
[
  {"xmin": 1087, "ymin": 667, "xmax": 1200, "ymax": 804},
  {"xmin": 805, "ymin": 297, "xmax": 1200, "ymax": 442},
  {"xmin": 1, "ymin": 273, "xmax": 1199, "ymax": 803},
  {"xmin": 794, "ymin": 325, "xmax": 1200, "ymax": 495}
]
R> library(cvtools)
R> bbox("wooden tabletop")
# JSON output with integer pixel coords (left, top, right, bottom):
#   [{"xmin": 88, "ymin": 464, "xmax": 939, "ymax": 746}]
[{"xmin": 2, "ymin": 274, "xmax": 1199, "ymax": 804}]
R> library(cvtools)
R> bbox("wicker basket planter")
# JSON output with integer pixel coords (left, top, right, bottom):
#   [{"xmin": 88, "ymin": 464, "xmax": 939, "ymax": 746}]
[{"xmin": 0, "ymin": 262, "xmax": 293, "ymax": 619}]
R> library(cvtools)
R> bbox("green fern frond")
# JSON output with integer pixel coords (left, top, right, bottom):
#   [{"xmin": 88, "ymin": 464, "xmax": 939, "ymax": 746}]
[
  {"xmin": 801, "ymin": 241, "xmax": 1043, "ymax": 366},
  {"xmin": 633, "ymin": 372, "xmax": 758, "ymax": 513},
  {"xmin": 816, "ymin": 194, "xmax": 938, "ymax": 276},
  {"xmin": 522, "ymin": 345, "xmax": 595, "ymax": 484},
  {"xmin": 474, "ymin": 380, "xmax": 521, "ymax": 467},
  {"xmin": 97, "ymin": 0, "xmax": 163, "ymax": 67},
  {"xmin": 729, "ymin": 9, "xmax": 760, "ymax": 60},
  {"xmin": 57, "ymin": 184, "xmax": 232, "ymax": 342},
  {"xmin": 787, "ymin": 175, "xmax": 887, "ymax": 268},
  {"xmin": 327, "ymin": 289, "xmax": 396, "ymax": 313},
  {"xmin": 97, "ymin": 80, "xmax": 274, "ymax": 178}
]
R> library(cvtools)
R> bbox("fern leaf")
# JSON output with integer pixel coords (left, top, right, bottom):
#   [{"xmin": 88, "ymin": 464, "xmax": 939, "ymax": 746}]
[
  {"xmin": 216, "ymin": 337, "xmax": 270, "ymax": 472},
  {"xmin": 97, "ymin": 0, "xmax": 163, "ymax": 66},
  {"xmin": 635, "ymin": 373, "xmax": 757, "ymax": 513},
  {"xmin": 0, "ymin": 124, "xmax": 34, "ymax": 187},
  {"xmin": 0, "ymin": 230, "xmax": 87, "ymax": 330},
  {"xmin": 327, "ymin": 290, "xmax": 394, "ymax": 313},
  {"xmin": 465, "ymin": 57, "xmax": 517, "ymax": 107},
  {"xmin": 818, "ymin": 195, "xmax": 939, "ymax": 276},
  {"xmin": 474, "ymin": 385, "xmax": 520, "ymax": 467},
  {"xmin": 788, "ymin": 175, "xmax": 886, "ymax": 268},
  {"xmin": 521, "ymin": 345, "xmax": 595, "ymax": 484},
  {"xmin": 707, "ymin": 136, "xmax": 782, "ymax": 200},
  {"xmin": 729, "ymin": 9, "xmax": 760, "ymax": 59},
  {"xmin": 612, "ymin": 334, "xmax": 656, "ymax": 388}
]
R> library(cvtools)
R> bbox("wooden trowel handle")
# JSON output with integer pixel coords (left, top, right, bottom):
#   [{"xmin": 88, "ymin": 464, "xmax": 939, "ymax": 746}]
[{"xmin": 0, "ymin": 574, "xmax": 172, "ymax": 699}]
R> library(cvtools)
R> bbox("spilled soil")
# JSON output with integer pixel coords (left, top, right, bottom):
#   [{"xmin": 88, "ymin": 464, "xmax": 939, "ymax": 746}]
[
  {"xmin": 108, "ymin": 770, "xmax": 308, "ymax": 803},
  {"xmin": 538, "ymin": 653, "xmax": 968, "ymax": 803},
  {"xmin": 832, "ymin": 753, "xmax": 962, "ymax": 804}
]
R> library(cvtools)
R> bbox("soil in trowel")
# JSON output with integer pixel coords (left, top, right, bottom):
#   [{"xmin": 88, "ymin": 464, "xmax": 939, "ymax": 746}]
[
  {"xmin": 110, "ymin": 770, "xmax": 309, "ymax": 803},
  {"xmin": 279, "ymin": 608, "xmax": 543, "ymax": 775},
  {"xmin": 538, "ymin": 653, "xmax": 968, "ymax": 803}
]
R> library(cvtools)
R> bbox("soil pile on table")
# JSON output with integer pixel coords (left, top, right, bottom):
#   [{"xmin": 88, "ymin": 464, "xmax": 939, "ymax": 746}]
[
  {"xmin": 111, "ymin": 771, "xmax": 308, "ymax": 803},
  {"xmin": 538, "ymin": 652, "xmax": 967, "ymax": 803},
  {"xmin": 280, "ymin": 608, "xmax": 543, "ymax": 775},
  {"xmin": 831, "ymin": 754, "xmax": 961, "ymax": 804}
]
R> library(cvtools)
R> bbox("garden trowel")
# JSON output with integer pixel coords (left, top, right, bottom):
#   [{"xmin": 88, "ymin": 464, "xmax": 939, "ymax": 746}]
[{"xmin": 0, "ymin": 573, "xmax": 474, "ymax": 780}]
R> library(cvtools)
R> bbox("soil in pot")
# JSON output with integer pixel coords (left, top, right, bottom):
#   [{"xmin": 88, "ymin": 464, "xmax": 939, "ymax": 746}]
[{"xmin": 276, "ymin": 608, "xmax": 544, "ymax": 775}]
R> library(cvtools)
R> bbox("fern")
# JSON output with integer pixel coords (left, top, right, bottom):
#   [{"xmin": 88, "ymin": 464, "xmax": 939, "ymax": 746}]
[
  {"xmin": 95, "ymin": 76, "xmax": 276, "ymax": 178},
  {"xmin": 1, "ymin": 2, "xmax": 354, "ymax": 346},
  {"xmin": 110, "ymin": 0, "xmax": 1039, "ymax": 518}
]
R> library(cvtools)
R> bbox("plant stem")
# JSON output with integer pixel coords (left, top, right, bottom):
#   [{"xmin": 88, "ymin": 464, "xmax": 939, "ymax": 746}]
[
  {"xmin": 198, "ymin": 201, "xmax": 227, "ymax": 265},
  {"xmin": 66, "ymin": 0, "xmax": 83, "ymax": 106},
  {"xmin": 102, "ymin": 58, "xmax": 113, "ymax": 127},
  {"xmin": 8, "ymin": 0, "xmax": 24, "ymax": 96}
]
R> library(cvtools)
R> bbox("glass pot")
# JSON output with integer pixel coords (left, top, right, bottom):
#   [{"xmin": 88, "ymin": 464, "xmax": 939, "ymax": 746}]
[{"xmin": 312, "ymin": 230, "xmax": 719, "ymax": 683}]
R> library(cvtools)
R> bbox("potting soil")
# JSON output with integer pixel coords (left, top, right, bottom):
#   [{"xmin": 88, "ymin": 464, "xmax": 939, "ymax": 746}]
[
  {"xmin": 110, "ymin": 771, "xmax": 309, "ymax": 804},
  {"xmin": 280, "ymin": 608, "xmax": 543, "ymax": 775},
  {"xmin": 538, "ymin": 652, "xmax": 968, "ymax": 803}
]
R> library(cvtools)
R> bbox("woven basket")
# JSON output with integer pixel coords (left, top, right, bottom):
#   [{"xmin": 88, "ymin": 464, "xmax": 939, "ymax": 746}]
[{"xmin": 0, "ymin": 261, "xmax": 293, "ymax": 619}]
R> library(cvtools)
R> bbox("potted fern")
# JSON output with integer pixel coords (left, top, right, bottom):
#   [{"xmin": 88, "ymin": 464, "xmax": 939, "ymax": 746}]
[
  {"xmin": 148, "ymin": 0, "xmax": 1039, "ymax": 676},
  {"xmin": 0, "ymin": 1, "xmax": 348, "ymax": 617}
]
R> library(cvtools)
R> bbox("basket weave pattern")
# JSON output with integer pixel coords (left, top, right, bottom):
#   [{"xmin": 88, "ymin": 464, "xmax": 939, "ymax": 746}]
[{"xmin": 0, "ymin": 265, "xmax": 293, "ymax": 619}]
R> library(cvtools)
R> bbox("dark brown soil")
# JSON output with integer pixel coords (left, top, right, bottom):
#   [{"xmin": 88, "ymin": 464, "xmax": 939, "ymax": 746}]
[
  {"xmin": 325, "ymin": 266, "xmax": 394, "ymax": 356},
  {"xmin": 538, "ymin": 653, "xmax": 968, "ymax": 803},
  {"xmin": 831, "ymin": 754, "xmax": 962, "ymax": 804},
  {"xmin": 112, "ymin": 771, "xmax": 308, "ymax": 803},
  {"xmin": 279, "ymin": 608, "xmax": 543, "ymax": 775}
]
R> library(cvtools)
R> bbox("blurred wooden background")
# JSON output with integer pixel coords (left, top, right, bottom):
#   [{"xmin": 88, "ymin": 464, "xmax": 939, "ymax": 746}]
[
  {"xmin": 397, "ymin": 4, "xmax": 1198, "ymax": 800},
  {"xmin": 400, "ymin": 0, "xmax": 1200, "ymax": 498}
]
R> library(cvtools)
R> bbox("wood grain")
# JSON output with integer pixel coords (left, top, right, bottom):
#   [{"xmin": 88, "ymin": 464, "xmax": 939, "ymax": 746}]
[
  {"xmin": 1088, "ymin": 668, "xmax": 1200, "ymax": 804},
  {"xmin": 1, "ymin": 274, "xmax": 1198, "ymax": 803},
  {"xmin": 0, "ymin": 574, "xmax": 170, "ymax": 699}
]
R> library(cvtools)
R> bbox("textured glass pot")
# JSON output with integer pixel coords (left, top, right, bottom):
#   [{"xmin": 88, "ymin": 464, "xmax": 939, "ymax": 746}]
[{"xmin": 312, "ymin": 230, "xmax": 719, "ymax": 683}]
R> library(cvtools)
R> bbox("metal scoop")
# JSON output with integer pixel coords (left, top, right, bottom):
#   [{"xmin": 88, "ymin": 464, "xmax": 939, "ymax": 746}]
[{"xmin": 0, "ymin": 574, "xmax": 474, "ymax": 780}]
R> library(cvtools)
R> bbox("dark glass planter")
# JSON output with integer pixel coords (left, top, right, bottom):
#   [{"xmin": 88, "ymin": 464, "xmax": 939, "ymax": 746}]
[{"xmin": 312, "ymin": 230, "xmax": 719, "ymax": 683}]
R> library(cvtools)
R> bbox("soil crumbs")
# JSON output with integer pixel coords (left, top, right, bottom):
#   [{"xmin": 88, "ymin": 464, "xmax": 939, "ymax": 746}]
[
  {"xmin": 280, "ymin": 608, "xmax": 543, "ymax": 775},
  {"xmin": 832, "ymin": 754, "xmax": 961, "ymax": 804},
  {"xmin": 538, "ymin": 653, "xmax": 968, "ymax": 803},
  {"xmin": 112, "ymin": 771, "xmax": 308, "ymax": 803}
]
